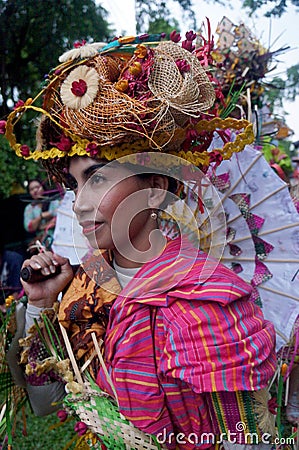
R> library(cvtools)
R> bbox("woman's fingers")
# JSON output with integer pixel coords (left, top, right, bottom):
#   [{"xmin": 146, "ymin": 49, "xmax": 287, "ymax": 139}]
[
  {"xmin": 20, "ymin": 252, "xmax": 73, "ymax": 307},
  {"xmin": 22, "ymin": 251, "xmax": 60, "ymax": 275}
]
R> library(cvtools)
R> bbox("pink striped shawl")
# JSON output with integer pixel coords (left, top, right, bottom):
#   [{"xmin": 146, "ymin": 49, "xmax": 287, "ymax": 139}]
[{"xmin": 96, "ymin": 237, "xmax": 276, "ymax": 449}]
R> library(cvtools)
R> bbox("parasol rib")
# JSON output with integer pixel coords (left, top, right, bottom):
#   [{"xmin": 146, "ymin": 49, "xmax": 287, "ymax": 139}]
[
  {"xmin": 56, "ymin": 210, "xmax": 76, "ymax": 219},
  {"xmin": 200, "ymin": 152, "xmax": 264, "ymax": 229},
  {"xmin": 53, "ymin": 241, "xmax": 88, "ymax": 249},
  {"xmin": 275, "ymin": 328, "xmax": 289, "ymax": 344},
  {"xmin": 234, "ymin": 276, "xmax": 299, "ymax": 302},
  {"xmin": 220, "ymin": 152, "xmax": 264, "ymax": 203},
  {"xmin": 226, "ymin": 184, "xmax": 288, "ymax": 226},
  {"xmin": 258, "ymin": 284, "xmax": 299, "ymax": 302},
  {"xmin": 222, "ymin": 257, "xmax": 299, "ymax": 263},
  {"xmin": 227, "ymin": 221, "xmax": 299, "ymax": 245}
]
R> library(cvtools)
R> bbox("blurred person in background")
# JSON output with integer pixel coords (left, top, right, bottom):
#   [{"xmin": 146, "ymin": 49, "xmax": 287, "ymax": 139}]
[{"xmin": 23, "ymin": 178, "xmax": 61, "ymax": 254}]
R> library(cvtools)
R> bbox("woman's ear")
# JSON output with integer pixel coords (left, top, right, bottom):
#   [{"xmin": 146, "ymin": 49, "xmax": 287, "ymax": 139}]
[{"xmin": 147, "ymin": 175, "xmax": 169, "ymax": 209}]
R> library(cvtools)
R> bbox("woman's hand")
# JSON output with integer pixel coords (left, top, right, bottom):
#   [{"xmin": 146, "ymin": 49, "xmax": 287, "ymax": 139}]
[{"xmin": 21, "ymin": 251, "xmax": 74, "ymax": 308}]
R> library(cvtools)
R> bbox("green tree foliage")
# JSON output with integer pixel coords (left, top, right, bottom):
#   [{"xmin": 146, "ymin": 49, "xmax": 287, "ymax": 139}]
[
  {"xmin": 0, "ymin": 0, "xmax": 113, "ymax": 198},
  {"xmin": 135, "ymin": 0, "xmax": 196, "ymax": 34},
  {"xmin": 0, "ymin": 136, "xmax": 41, "ymax": 197},
  {"xmin": 239, "ymin": 0, "xmax": 299, "ymax": 125},
  {"xmin": 0, "ymin": 0, "xmax": 112, "ymax": 117},
  {"xmin": 263, "ymin": 77, "xmax": 286, "ymax": 110},
  {"xmin": 286, "ymin": 64, "xmax": 299, "ymax": 101},
  {"xmin": 243, "ymin": 0, "xmax": 299, "ymax": 17},
  {"xmin": 148, "ymin": 17, "xmax": 181, "ymax": 36},
  {"xmin": 262, "ymin": 65, "xmax": 299, "ymax": 109},
  {"xmin": 231, "ymin": 0, "xmax": 299, "ymax": 111}
]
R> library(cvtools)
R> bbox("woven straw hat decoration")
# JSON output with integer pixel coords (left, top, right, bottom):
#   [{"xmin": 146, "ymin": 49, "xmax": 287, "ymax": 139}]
[{"xmin": 4, "ymin": 33, "xmax": 254, "ymax": 173}]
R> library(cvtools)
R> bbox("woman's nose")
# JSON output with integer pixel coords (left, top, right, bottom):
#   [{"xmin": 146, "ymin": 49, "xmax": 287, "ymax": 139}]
[{"xmin": 72, "ymin": 187, "xmax": 92, "ymax": 215}]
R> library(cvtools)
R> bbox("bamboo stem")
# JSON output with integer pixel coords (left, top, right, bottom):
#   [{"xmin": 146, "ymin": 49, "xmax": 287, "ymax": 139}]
[
  {"xmin": 80, "ymin": 349, "xmax": 97, "ymax": 374},
  {"xmin": 59, "ymin": 323, "xmax": 83, "ymax": 384},
  {"xmin": 0, "ymin": 403, "xmax": 6, "ymax": 423},
  {"xmin": 91, "ymin": 333, "xmax": 119, "ymax": 405}
]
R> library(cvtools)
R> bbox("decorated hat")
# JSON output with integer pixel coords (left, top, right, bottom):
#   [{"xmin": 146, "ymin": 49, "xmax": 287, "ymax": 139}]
[{"xmin": 4, "ymin": 30, "xmax": 254, "ymax": 176}]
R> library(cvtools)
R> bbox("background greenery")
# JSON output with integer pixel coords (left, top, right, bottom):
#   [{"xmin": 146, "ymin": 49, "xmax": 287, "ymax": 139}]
[
  {"xmin": 0, "ymin": 0, "xmax": 114, "ymax": 195},
  {"xmin": 7, "ymin": 404, "xmax": 76, "ymax": 450}
]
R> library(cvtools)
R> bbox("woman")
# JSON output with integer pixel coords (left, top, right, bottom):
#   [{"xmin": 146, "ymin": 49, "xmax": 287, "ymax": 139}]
[
  {"xmin": 5, "ymin": 34, "xmax": 278, "ymax": 449},
  {"xmin": 23, "ymin": 178, "xmax": 60, "ymax": 253}
]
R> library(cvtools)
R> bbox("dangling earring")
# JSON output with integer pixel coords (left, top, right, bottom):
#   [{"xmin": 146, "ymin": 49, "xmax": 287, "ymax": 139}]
[{"xmin": 150, "ymin": 211, "xmax": 158, "ymax": 220}]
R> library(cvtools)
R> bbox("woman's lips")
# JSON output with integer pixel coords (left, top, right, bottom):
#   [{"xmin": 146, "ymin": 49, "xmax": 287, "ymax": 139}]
[{"xmin": 80, "ymin": 221, "xmax": 104, "ymax": 235}]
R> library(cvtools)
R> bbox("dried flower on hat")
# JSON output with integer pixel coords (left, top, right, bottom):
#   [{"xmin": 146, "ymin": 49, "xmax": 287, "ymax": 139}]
[
  {"xmin": 60, "ymin": 66, "xmax": 100, "ymax": 110},
  {"xmin": 59, "ymin": 42, "xmax": 106, "ymax": 62},
  {"xmin": 0, "ymin": 120, "xmax": 6, "ymax": 134},
  {"xmin": 4, "ymin": 29, "xmax": 254, "ymax": 173}
]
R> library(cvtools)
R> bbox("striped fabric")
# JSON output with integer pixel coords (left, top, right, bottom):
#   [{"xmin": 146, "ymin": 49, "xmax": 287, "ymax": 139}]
[{"xmin": 96, "ymin": 237, "xmax": 276, "ymax": 449}]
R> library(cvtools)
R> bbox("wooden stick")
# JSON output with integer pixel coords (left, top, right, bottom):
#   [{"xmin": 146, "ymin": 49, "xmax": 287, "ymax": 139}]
[
  {"xmin": 227, "ymin": 183, "xmax": 288, "ymax": 225},
  {"xmin": 258, "ymin": 284, "xmax": 299, "ymax": 302},
  {"xmin": 59, "ymin": 323, "xmax": 83, "ymax": 385},
  {"xmin": 284, "ymin": 376, "xmax": 290, "ymax": 407},
  {"xmin": 220, "ymin": 151, "xmax": 264, "ymax": 203},
  {"xmin": 275, "ymin": 328, "xmax": 289, "ymax": 344},
  {"xmin": 52, "ymin": 241, "xmax": 88, "ymax": 249},
  {"xmin": 91, "ymin": 333, "xmax": 119, "ymax": 405},
  {"xmin": 222, "ymin": 257, "xmax": 299, "ymax": 263},
  {"xmin": 200, "ymin": 152, "xmax": 264, "ymax": 230},
  {"xmin": 229, "ymin": 221, "xmax": 299, "ymax": 245}
]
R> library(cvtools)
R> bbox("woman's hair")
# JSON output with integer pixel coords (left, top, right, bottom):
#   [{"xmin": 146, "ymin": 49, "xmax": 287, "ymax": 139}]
[
  {"xmin": 27, "ymin": 178, "xmax": 44, "ymax": 194},
  {"xmin": 42, "ymin": 156, "xmax": 183, "ymax": 209},
  {"xmin": 42, "ymin": 157, "xmax": 69, "ymax": 187}
]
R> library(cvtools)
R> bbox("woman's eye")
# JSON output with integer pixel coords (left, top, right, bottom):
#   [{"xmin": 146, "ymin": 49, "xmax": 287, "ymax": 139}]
[{"xmin": 90, "ymin": 173, "xmax": 105, "ymax": 185}]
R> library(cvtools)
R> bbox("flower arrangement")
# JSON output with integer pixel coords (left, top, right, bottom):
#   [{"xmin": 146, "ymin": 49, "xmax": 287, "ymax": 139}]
[
  {"xmin": 210, "ymin": 16, "xmax": 289, "ymax": 111},
  {"xmin": 18, "ymin": 302, "xmax": 83, "ymax": 394},
  {"xmin": 3, "ymin": 26, "xmax": 254, "ymax": 178}
]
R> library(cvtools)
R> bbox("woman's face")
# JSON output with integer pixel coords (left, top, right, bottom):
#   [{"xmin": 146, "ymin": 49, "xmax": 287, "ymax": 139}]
[
  {"xmin": 69, "ymin": 157, "xmax": 160, "ymax": 265},
  {"xmin": 28, "ymin": 181, "xmax": 44, "ymax": 200}
]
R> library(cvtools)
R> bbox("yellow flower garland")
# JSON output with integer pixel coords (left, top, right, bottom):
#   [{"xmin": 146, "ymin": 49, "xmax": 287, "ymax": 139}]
[{"xmin": 5, "ymin": 102, "xmax": 254, "ymax": 168}]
